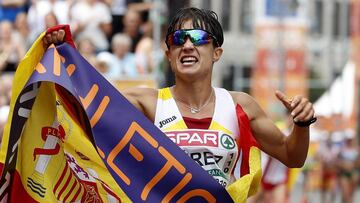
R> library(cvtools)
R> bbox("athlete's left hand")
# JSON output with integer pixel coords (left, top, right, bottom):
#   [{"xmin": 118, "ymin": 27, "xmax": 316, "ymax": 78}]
[{"xmin": 275, "ymin": 90, "xmax": 315, "ymax": 123}]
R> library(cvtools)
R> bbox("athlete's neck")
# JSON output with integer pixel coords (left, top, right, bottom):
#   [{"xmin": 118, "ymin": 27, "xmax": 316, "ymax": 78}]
[{"xmin": 171, "ymin": 83, "xmax": 213, "ymax": 107}]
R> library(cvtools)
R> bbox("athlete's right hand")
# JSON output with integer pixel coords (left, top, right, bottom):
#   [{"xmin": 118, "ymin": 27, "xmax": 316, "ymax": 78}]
[{"xmin": 43, "ymin": 29, "xmax": 65, "ymax": 48}]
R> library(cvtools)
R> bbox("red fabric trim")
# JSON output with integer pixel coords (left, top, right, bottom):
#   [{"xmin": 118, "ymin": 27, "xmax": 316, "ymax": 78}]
[
  {"xmin": 11, "ymin": 171, "xmax": 38, "ymax": 203},
  {"xmin": 262, "ymin": 158, "xmax": 273, "ymax": 178},
  {"xmin": 261, "ymin": 158, "xmax": 287, "ymax": 191},
  {"xmin": 183, "ymin": 117, "xmax": 212, "ymax": 129},
  {"xmin": 100, "ymin": 182, "xmax": 121, "ymax": 202},
  {"xmin": 0, "ymin": 164, "xmax": 38, "ymax": 203},
  {"xmin": 46, "ymin": 24, "xmax": 76, "ymax": 48},
  {"xmin": 236, "ymin": 104, "xmax": 259, "ymax": 177},
  {"xmin": 261, "ymin": 181, "xmax": 278, "ymax": 191}
]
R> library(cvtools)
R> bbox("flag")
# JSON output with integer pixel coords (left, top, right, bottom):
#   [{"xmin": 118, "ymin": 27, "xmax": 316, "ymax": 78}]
[
  {"xmin": 226, "ymin": 105, "xmax": 262, "ymax": 203},
  {"xmin": 0, "ymin": 28, "xmax": 128, "ymax": 202},
  {"xmin": 0, "ymin": 26, "xmax": 234, "ymax": 202}
]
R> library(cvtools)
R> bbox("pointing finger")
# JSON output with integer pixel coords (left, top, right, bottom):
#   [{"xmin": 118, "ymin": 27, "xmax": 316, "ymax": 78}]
[{"xmin": 275, "ymin": 90, "xmax": 292, "ymax": 109}]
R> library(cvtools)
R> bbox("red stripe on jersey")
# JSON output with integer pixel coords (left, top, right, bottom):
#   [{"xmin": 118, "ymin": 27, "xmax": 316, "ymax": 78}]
[{"xmin": 183, "ymin": 117, "xmax": 212, "ymax": 129}]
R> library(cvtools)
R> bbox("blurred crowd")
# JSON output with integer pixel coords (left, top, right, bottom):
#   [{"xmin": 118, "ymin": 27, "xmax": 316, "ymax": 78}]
[
  {"xmin": 249, "ymin": 121, "xmax": 360, "ymax": 203},
  {"xmin": 0, "ymin": 0, "xmax": 170, "ymax": 138},
  {"xmin": 301, "ymin": 132, "xmax": 360, "ymax": 203}
]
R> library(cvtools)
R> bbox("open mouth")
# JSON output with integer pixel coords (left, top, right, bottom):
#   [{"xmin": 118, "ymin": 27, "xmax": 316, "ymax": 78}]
[{"xmin": 180, "ymin": 56, "xmax": 198, "ymax": 65}]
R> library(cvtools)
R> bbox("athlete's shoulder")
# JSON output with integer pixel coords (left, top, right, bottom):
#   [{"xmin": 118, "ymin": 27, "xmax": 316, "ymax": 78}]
[
  {"xmin": 121, "ymin": 87, "xmax": 158, "ymax": 121},
  {"xmin": 121, "ymin": 87, "xmax": 158, "ymax": 109},
  {"xmin": 228, "ymin": 91, "xmax": 262, "ymax": 120},
  {"xmin": 122, "ymin": 87, "xmax": 158, "ymax": 98},
  {"xmin": 228, "ymin": 91, "xmax": 255, "ymax": 107}
]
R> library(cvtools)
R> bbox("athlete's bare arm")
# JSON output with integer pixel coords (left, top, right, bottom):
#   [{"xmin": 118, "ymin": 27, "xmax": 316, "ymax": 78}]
[
  {"xmin": 121, "ymin": 87, "xmax": 158, "ymax": 121},
  {"xmin": 231, "ymin": 91, "xmax": 313, "ymax": 168}
]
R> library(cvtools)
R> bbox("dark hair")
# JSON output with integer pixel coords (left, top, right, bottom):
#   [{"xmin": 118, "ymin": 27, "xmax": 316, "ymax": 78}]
[{"xmin": 166, "ymin": 7, "xmax": 224, "ymax": 47}]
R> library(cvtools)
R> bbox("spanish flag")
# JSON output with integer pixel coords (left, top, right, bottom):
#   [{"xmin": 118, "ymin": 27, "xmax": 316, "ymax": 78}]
[
  {"xmin": 0, "ymin": 25, "xmax": 244, "ymax": 203},
  {"xmin": 0, "ymin": 26, "xmax": 129, "ymax": 203},
  {"xmin": 226, "ymin": 105, "xmax": 262, "ymax": 202}
]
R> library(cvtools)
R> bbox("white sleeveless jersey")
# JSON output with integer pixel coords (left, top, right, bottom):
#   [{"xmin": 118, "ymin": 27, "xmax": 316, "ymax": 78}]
[{"xmin": 154, "ymin": 87, "xmax": 240, "ymax": 187}]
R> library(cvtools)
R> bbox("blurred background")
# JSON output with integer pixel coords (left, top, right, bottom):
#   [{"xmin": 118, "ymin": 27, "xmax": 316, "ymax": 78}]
[{"xmin": 1, "ymin": 0, "xmax": 360, "ymax": 202}]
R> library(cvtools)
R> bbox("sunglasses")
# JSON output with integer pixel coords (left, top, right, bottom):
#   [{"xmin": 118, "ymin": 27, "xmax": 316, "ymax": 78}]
[{"xmin": 165, "ymin": 29, "xmax": 219, "ymax": 48}]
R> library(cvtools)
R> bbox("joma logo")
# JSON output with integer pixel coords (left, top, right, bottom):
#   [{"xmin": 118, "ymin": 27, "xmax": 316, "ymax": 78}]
[{"xmin": 159, "ymin": 116, "xmax": 177, "ymax": 128}]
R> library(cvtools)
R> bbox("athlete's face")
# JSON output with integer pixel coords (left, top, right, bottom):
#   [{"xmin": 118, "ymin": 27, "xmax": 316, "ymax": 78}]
[{"xmin": 165, "ymin": 20, "xmax": 223, "ymax": 80}]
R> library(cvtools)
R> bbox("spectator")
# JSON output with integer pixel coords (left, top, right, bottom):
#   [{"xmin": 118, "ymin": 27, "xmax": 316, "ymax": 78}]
[
  {"xmin": 104, "ymin": 0, "xmax": 153, "ymax": 39},
  {"xmin": 135, "ymin": 36, "xmax": 153, "ymax": 74},
  {"xmin": 0, "ymin": 74, "xmax": 12, "ymax": 107},
  {"xmin": 14, "ymin": 12, "xmax": 32, "ymax": 50},
  {"xmin": 134, "ymin": 16, "xmax": 157, "ymax": 74},
  {"xmin": 122, "ymin": 9, "xmax": 143, "ymax": 52},
  {"xmin": 316, "ymin": 135, "xmax": 339, "ymax": 203},
  {"xmin": 44, "ymin": 12, "xmax": 59, "ymax": 29},
  {"xmin": 76, "ymin": 37, "xmax": 98, "ymax": 67},
  {"xmin": 93, "ymin": 59, "xmax": 109, "ymax": 75},
  {"xmin": 127, "ymin": 0, "xmax": 153, "ymax": 32},
  {"xmin": 27, "ymin": 0, "xmax": 71, "ymax": 42},
  {"xmin": 0, "ymin": 73, "xmax": 13, "ymax": 143},
  {"xmin": 249, "ymin": 120, "xmax": 291, "ymax": 203},
  {"xmin": 0, "ymin": 0, "xmax": 27, "ymax": 22},
  {"xmin": 70, "ymin": 0, "xmax": 112, "ymax": 52},
  {"xmin": 103, "ymin": 0, "xmax": 128, "ymax": 38},
  {"xmin": 0, "ymin": 20, "xmax": 26, "ymax": 73},
  {"xmin": 260, "ymin": 154, "xmax": 289, "ymax": 203},
  {"xmin": 337, "ymin": 134, "xmax": 359, "ymax": 203},
  {"xmin": 97, "ymin": 33, "xmax": 137, "ymax": 79}
]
